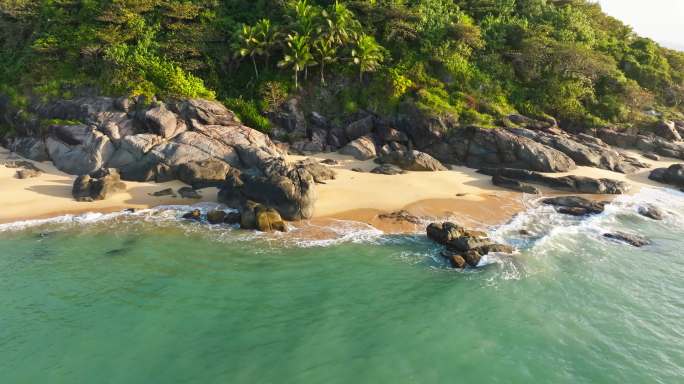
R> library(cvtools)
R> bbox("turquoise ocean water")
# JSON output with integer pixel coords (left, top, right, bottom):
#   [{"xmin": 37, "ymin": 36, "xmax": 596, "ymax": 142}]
[{"xmin": 1, "ymin": 187, "xmax": 683, "ymax": 383}]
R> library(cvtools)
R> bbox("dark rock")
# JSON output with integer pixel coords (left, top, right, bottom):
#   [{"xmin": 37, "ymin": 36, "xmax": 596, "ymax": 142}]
[
  {"xmin": 542, "ymin": 196, "xmax": 606, "ymax": 216},
  {"xmin": 447, "ymin": 236, "xmax": 493, "ymax": 253},
  {"xmin": 654, "ymin": 120, "xmax": 682, "ymax": 142},
  {"xmin": 441, "ymin": 250, "xmax": 467, "ymax": 269},
  {"xmin": 649, "ymin": 164, "xmax": 684, "ymax": 187},
  {"xmin": 492, "ymin": 175, "xmax": 540, "ymax": 194},
  {"xmin": 481, "ymin": 168, "xmax": 629, "ymax": 194},
  {"xmin": 638, "ymin": 205, "xmax": 663, "ymax": 220},
  {"xmin": 178, "ymin": 187, "xmax": 201, "ymax": 199},
  {"xmin": 72, "ymin": 168, "xmax": 125, "ymax": 201},
  {"xmin": 295, "ymin": 159, "xmax": 336, "ymax": 183},
  {"xmin": 345, "ymin": 115, "xmax": 374, "ymax": 141},
  {"xmin": 339, "ymin": 135, "xmax": 377, "ymax": 160},
  {"xmin": 603, "ymin": 232, "xmax": 650, "ymax": 247},
  {"xmin": 643, "ymin": 153, "xmax": 660, "ymax": 161},
  {"xmin": 150, "ymin": 188, "xmax": 176, "ymax": 197},
  {"xmin": 176, "ymin": 159, "xmax": 231, "ymax": 189},
  {"xmin": 320, "ymin": 158, "xmax": 339, "ymax": 165},
  {"xmin": 370, "ymin": 164, "xmax": 406, "ymax": 175},
  {"xmin": 462, "ymin": 250, "xmax": 482, "ymax": 268},
  {"xmin": 351, "ymin": 168, "xmax": 364, "ymax": 173},
  {"xmin": 219, "ymin": 158, "xmax": 318, "ymax": 220},
  {"xmin": 182, "ymin": 209, "xmax": 202, "ymax": 221},
  {"xmin": 502, "ymin": 114, "xmax": 556, "ymax": 131},
  {"xmin": 427, "ymin": 222, "xmax": 465, "ymax": 245},
  {"xmin": 224, "ymin": 211, "xmax": 241, "ymax": 224},
  {"xmin": 479, "ymin": 243, "xmax": 516, "ymax": 254},
  {"xmin": 376, "ymin": 150, "xmax": 447, "ymax": 171},
  {"xmin": 206, "ymin": 210, "xmax": 227, "ymax": 224}
]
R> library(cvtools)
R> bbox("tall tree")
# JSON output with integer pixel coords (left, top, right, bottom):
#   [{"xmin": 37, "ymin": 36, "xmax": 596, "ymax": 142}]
[
  {"xmin": 278, "ymin": 33, "xmax": 315, "ymax": 89},
  {"xmin": 352, "ymin": 34, "xmax": 384, "ymax": 82}
]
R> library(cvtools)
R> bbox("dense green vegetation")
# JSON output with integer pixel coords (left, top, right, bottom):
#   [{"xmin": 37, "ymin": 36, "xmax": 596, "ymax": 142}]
[{"xmin": 1, "ymin": 0, "xmax": 683, "ymax": 132}]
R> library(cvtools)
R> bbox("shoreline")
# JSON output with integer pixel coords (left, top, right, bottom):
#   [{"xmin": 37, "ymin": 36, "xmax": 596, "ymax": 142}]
[{"xmin": 2, "ymin": 146, "xmax": 681, "ymax": 231}]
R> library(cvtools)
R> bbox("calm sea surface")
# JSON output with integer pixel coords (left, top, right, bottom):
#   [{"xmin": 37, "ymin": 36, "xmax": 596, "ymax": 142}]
[{"xmin": 1, "ymin": 188, "xmax": 683, "ymax": 383}]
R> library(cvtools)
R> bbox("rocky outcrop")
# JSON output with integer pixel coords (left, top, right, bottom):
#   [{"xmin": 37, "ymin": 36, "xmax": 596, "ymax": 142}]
[
  {"xmin": 598, "ymin": 128, "xmax": 684, "ymax": 160},
  {"xmin": 481, "ymin": 168, "xmax": 629, "ymax": 194},
  {"xmin": 491, "ymin": 175, "xmax": 540, "ymax": 194},
  {"xmin": 218, "ymin": 158, "xmax": 333, "ymax": 220},
  {"xmin": 239, "ymin": 200, "xmax": 287, "ymax": 232},
  {"xmin": 72, "ymin": 168, "xmax": 126, "ymax": 202},
  {"xmin": 654, "ymin": 120, "xmax": 682, "ymax": 142},
  {"xmin": 338, "ymin": 135, "xmax": 377, "ymax": 160},
  {"xmin": 375, "ymin": 150, "xmax": 447, "ymax": 171},
  {"xmin": 541, "ymin": 196, "xmax": 606, "ymax": 216},
  {"xmin": 649, "ymin": 164, "xmax": 684, "ymax": 188},
  {"xmin": 176, "ymin": 159, "xmax": 231, "ymax": 189},
  {"xmin": 47, "ymin": 124, "xmax": 116, "ymax": 175},
  {"xmin": 427, "ymin": 126, "xmax": 576, "ymax": 173},
  {"xmin": 5, "ymin": 137, "xmax": 49, "ymax": 161},
  {"xmin": 427, "ymin": 222, "xmax": 515, "ymax": 268}
]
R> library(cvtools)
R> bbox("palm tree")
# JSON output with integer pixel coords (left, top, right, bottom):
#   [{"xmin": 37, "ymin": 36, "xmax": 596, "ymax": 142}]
[
  {"xmin": 286, "ymin": 0, "xmax": 319, "ymax": 37},
  {"xmin": 278, "ymin": 33, "xmax": 316, "ymax": 89},
  {"xmin": 313, "ymin": 37, "xmax": 337, "ymax": 85},
  {"xmin": 254, "ymin": 18, "xmax": 279, "ymax": 70},
  {"xmin": 351, "ymin": 34, "xmax": 384, "ymax": 82},
  {"xmin": 321, "ymin": 1, "xmax": 357, "ymax": 46},
  {"xmin": 234, "ymin": 24, "xmax": 264, "ymax": 79}
]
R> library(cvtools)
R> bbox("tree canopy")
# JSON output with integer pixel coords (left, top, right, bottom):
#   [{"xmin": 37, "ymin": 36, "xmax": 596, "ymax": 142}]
[{"xmin": 1, "ymin": 0, "xmax": 683, "ymax": 131}]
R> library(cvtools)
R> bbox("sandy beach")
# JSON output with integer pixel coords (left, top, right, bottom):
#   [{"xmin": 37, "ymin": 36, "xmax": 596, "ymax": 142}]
[{"xmin": 1, "ymin": 146, "xmax": 681, "ymax": 229}]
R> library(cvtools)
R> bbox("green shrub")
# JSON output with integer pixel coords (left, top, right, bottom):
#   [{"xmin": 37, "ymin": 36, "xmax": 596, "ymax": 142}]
[{"xmin": 224, "ymin": 98, "xmax": 271, "ymax": 134}]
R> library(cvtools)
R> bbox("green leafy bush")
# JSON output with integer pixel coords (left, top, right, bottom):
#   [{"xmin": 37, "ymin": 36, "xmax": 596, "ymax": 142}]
[{"xmin": 224, "ymin": 98, "xmax": 271, "ymax": 134}]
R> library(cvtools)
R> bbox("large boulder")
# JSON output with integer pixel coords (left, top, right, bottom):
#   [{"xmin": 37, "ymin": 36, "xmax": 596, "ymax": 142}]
[
  {"xmin": 376, "ymin": 150, "xmax": 447, "ymax": 171},
  {"xmin": 46, "ymin": 124, "xmax": 115, "ymax": 175},
  {"xmin": 649, "ymin": 164, "xmax": 684, "ymax": 187},
  {"xmin": 427, "ymin": 222, "xmax": 515, "ymax": 269},
  {"xmin": 6, "ymin": 137, "xmax": 49, "ymax": 162},
  {"xmin": 541, "ymin": 196, "xmax": 606, "ymax": 216},
  {"xmin": 492, "ymin": 175, "xmax": 540, "ymax": 194},
  {"xmin": 172, "ymin": 99, "xmax": 239, "ymax": 126},
  {"xmin": 339, "ymin": 135, "xmax": 377, "ymax": 160},
  {"xmin": 144, "ymin": 104, "xmax": 185, "ymax": 139},
  {"xmin": 72, "ymin": 168, "xmax": 126, "ymax": 202},
  {"xmin": 176, "ymin": 159, "xmax": 231, "ymax": 189},
  {"xmin": 219, "ymin": 158, "xmax": 319, "ymax": 220},
  {"xmin": 654, "ymin": 120, "xmax": 682, "ymax": 142},
  {"xmin": 239, "ymin": 201, "xmax": 286, "ymax": 232}
]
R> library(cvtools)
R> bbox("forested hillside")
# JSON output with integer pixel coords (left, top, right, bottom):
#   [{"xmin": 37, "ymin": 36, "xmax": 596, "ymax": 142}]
[{"xmin": 1, "ymin": 0, "xmax": 683, "ymax": 133}]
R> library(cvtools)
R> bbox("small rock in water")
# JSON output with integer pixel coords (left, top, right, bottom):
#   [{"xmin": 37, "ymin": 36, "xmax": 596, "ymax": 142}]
[
  {"xmin": 206, "ymin": 210, "xmax": 227, "ymax": 224},
  {"xmin": 603, "ymin": 232, "xmax": 651, "ymax": 247},
  {"xmin": 542, "ymin": 196, "xmax": 606, "ymax": 216},
  {"xmin": 150, "ymin": 188, "xmax": 176, "ymax": 197},
  {"xmin": 427, "ymin": 221, "xmax": 515, "ymax": 269},
  {"xmin": 224, "ymin": 211, "xmax": 241, "ymax": 225},
  {"xmin": 462, "ymin": 250, "xmax": 482, "ymax": 268},
  {"xmin": 441, "ymin": 250, "xmax": 467, "ymax": 269},
  {"xmin": 178, "ymin": 187, "xmax": 201, "ymax": 199},
  {"xmin": 182, "ymin": 209, "xmax": 202, "ymax": 221},
  {"xmin": 638, "ymin": 205, "xmax": 663, "ymax": 221}
]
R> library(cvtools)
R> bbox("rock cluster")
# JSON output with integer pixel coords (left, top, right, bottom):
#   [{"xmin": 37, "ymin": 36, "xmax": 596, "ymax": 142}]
[
  {"xmin": 2, "ymin": 160, "xmax": 43, "ymax": 179},
  {"xmin": 481, "ymin": 168, "xmax": 630, "ymax": 194},
  {"xmin": 541, "ymin": 196, "xmax": 606, "ymax": 216},
  {"xmin": 426, "ymin": 222, "xmax": 515, "ymax": 269},
  {"xmin": 603, "ymin": 232, "xmax": 651, "ymax": 248},
  {"xmin": 72, "ymin": 168, "xmax": 126, "ymax": 202},
  {"xmin": 599, "ymin": 128, "xmax": 684, "ymax": 160}
]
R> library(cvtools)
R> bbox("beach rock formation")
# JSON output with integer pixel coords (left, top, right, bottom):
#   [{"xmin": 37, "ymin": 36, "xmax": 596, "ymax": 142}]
[
  {"xmin": 427, "ymin": 222, "xmax": 515, "ymax": 268},
  {"xmin": 481, "ymin": 168, "xmax": 629, "ymax": 194},
  {"xmin": 239, "ymin": 201, "xmax": 286, "ymax": 232},
  {"xmin": 541, "ymin": 196, "xmax": 606, "ymax": 216},
  {"xmin": 598, "ymin": 128, "xmax": 684, "ymax": 160},
  {"xmin": 219, "ymin": 158, "xmax": 330, "ymax": 220},
  {"xmin": 491, "ymin": 175, "xmax": 540, "ymax": 194},
  {"xmin": 375, "ymin": 150, "xmax": 447, "ymax": 171},
  {"xmin": 339, "ymin": 135, "xmax": 377, "ymax": 160},
  {"xmin": 72, "ymin": 168, "xmax": 126, "ymax": 202},
  {"xmin": 370, "ymin": 164, "xmax": 406, "ymax": 175}
]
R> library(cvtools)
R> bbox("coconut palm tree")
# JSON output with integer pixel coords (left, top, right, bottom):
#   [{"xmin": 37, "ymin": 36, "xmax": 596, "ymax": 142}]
[
  {"xmin": 351, "ymin": 34, "xmax": 384, "ymax": 82},
  {"xmin": 278, "ymin": 33, "xmax": 316, "ymax": 89},
  {"xmin": 234, "ymin": 24, "xmax": 264, "ymax": 78},
  {"xmin": 313, "ymin": 37, "xmax": 337, "ymax": 85},
  {"xmin": 254, "ymin": 18, "xmax": 279, "ymax": 70},
  {"xmin": 321, "ymin": 1, "xmax": 357, "ymax": 46}
]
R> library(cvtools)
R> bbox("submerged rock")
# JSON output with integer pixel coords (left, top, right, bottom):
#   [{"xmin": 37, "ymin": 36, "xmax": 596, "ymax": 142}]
[
  {"xmin": 638, "ymin": 205, "xmax": 664, "ymax": 221},
  {"xmin": 182, "ymin": 209, "xmax": 202, "ymax": 221},
  {"xmin": 603, "ymin": 232, "xmax": 651, "ymax": 247},
  {"xmin": 206, "ymin": 210, "xmax": 227, "ymax": 224},
  {"xmin": 541, "ymin": 196, "xmax": 606, "ymax": 216},
  {"xmin": 427, "ymin": 222, "xmax": 515, "ymax": 269}
]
